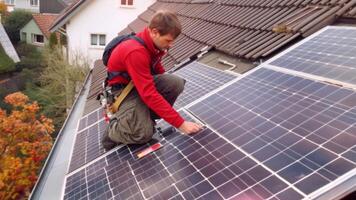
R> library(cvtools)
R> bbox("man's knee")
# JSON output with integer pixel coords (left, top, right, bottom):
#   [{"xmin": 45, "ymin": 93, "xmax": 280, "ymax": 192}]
[
  {"xmin": 155, "ymin": 74, "xmax": 185, "ymax": 96},
  {"xmin": 170, "ymin": 74, "xmax": 185, "ymax": 95}
]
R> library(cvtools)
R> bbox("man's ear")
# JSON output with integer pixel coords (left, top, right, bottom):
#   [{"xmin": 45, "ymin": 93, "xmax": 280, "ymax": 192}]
[{"xmin": 150, "ymin": 28, "xmax": 160, "ymax": 37}]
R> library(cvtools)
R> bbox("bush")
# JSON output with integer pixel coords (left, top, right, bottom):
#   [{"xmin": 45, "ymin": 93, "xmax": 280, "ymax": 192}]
[
  {"xmin": 16, "ymin": 42, "xmax": 38, "ymax": 57},
  {"xmin": 49, "ymin": 32, "xmax": 58, "ymax": 49},
  {"xmin": 0, "ymin": 45, "xmax": 16, "ymax": 74},
  {"xmin": 15, "ymin": 42, "xmax": 44, "ymax": 70},
  {"xmin": 3, "ymin": 10, "xmax": 32, "ymax": 45}
]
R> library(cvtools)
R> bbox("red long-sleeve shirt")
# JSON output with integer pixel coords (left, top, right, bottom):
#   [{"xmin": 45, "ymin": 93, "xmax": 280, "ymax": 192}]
[{"xmin": 107, "ymin": 28, "xmax": 184, "ymax": 128}]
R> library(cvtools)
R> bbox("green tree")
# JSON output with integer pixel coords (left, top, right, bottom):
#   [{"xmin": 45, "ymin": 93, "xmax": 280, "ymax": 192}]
[
  {"xmin": 3, "ymin": 10, "xmax": 32, "ymax": 45},
  {"xmin": 24, "ymin": 47, "xmax": 90, "ymax": 132},
  {"xmin": 15, "ymin": 42, "xmax": 44, "ymax": 70}
]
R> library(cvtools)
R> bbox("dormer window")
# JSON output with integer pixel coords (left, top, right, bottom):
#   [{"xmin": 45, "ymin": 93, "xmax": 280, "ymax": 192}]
[{"xmin": 121, "ymin": 0, "xmax": 133, "ymax": 6}]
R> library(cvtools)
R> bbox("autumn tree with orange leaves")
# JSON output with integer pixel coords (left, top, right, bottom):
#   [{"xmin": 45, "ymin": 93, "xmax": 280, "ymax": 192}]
[{"xmin": 0, "ymin": 92, "xmax": 54, "ymax": 200}]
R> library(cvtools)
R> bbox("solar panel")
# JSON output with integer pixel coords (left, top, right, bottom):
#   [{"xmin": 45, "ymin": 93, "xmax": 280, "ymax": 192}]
[
  {"xmin": 64, "ymin": 118, "xmax": 306, "ymax": 200},
  {"xmin": 68, "ymin": 110, "xmax": 109, "ymax": 172},
  {"xmin": 187, "ymin": 68, "xmax": 355, "ymax": 199},
  {"xmin": 268, "ymin": 26, "xmax": 356, "ymax": 86},
  {"xmin": 173, "ymin": 61, "xmax": 236, "ymax": 108}
]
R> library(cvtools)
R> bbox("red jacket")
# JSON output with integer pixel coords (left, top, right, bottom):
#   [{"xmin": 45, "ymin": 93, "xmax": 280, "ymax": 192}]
[{"xmin": 107, "ymin": 28, "xmax": 184, "ymax": 128}]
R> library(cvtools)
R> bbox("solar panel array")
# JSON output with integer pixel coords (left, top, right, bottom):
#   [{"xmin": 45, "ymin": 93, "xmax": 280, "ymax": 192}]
[
  {"xmin": 269, "ymin": 27, "xmax": 356, "ymax": 86},
  {"xmin": 188, "ymin": 68, "xmax": 355, "ymax": 198},
  {"xmin": 62, "ymin": 26, "xmax": 355, "ymax": 200}
]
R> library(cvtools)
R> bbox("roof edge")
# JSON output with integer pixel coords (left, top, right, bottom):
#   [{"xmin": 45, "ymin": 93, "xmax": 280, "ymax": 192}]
[{"xmin": 49, "ymin": 0, "xmax": 89, "ymax": 32}]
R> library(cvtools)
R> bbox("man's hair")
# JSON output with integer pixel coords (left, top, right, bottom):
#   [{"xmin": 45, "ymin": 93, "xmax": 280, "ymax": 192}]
[{"xmin": 149, "ymin": 11, "xmax": 182, "ymax": 38}]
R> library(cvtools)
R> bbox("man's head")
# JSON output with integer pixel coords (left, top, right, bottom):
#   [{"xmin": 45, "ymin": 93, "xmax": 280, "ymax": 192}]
[{"xmin": 148, "ymin": 11, "xmax": 182, "ymax": 51}]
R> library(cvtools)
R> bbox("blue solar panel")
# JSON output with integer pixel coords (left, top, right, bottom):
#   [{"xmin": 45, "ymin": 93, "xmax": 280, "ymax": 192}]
[
  {"xmin": 269, "ymin": 26, "xmax": 356, "ymax": 86},
  {"xmin": 173, "ymin": 61, "xmax": 236, "ymax": 108},
  {"xmin": 63, "ymin": 50, "xmax": 355, "ymax": 199},
  {"xmin": 187, "ymin": 68, "xmax": 355, "ymax": 198},
  {"xmin": 64, "ymin": 122, "xmax": 305, "ymax": 200}
]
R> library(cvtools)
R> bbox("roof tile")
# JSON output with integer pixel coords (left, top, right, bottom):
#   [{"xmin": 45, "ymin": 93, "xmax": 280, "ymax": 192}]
[
  {"xmin": 116, "ymin": 0, "xmax": 356, "ymax": 65},
  {"xmin": 32, "ymin": 14, "xmax": 59, "ymax": 38}
]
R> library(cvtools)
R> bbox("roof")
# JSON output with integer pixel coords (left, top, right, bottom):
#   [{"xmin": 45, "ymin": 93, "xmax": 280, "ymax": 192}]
[
  {"xmin": 35, "ymin": 26, "xmax": 356, "ymax": 200},
  {"xmin": 49, "ymin": 0, "xmax": 88, "ymax": 32},
  {"xmin": 32, "ymin": 13, "xmax": 59, "ymax": 39},
  {"xmin": 61, "ymin": 0, "xmax": 76, "ymax": 5},
  {"xmin": 118, "ymin": 0, "xmax": 356, "ymax": 68},
  {"xmin": 39, "ymin": 0, "xmax": 74, "ymax": 14}
]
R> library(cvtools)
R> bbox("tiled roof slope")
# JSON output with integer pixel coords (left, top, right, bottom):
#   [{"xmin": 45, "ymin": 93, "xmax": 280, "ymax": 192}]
[
  {"xmin": 32, "ymin": 14, "xmax": 59, "ymax": 38},
  {"xmin": 49, "ymin": 0, "xmax": 83, "ymax": 31},
  {"xmin": 119, "ymin": 0, "xmax": 356, "ymax": 67}
]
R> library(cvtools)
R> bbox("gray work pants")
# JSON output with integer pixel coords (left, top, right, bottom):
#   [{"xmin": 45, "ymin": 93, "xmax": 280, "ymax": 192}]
[{"xmin": 108, "ymin": 74, "xmax": 185, "ymax": 144}]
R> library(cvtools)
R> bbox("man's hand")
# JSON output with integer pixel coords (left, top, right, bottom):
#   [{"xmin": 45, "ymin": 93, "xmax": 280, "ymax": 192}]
[{"xmin": 178, "ymin": 121, "xmax": 203, "ymax": 135}]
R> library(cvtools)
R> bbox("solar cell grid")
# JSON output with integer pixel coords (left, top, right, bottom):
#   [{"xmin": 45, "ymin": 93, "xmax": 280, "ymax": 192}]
[
  {"xmin": 64, "ymin": 121, "xmax": 304, "ymax": 200},
  {"xmin": 187, "ymin": 68, "xmax": 356, "ymax": 198},
  {"xmin": 173, "ymin": 62, "xmax": 236, "ymax": 108},
  {"xmin": 69, "ymin": 110, "xmax": 109, "ymax": 172},
  {"xmin": 268, "ymin": 27, "xmax": 356, "ymax": 86}
]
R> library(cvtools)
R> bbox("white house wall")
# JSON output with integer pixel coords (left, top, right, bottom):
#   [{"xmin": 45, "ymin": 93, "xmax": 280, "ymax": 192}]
[
  {"xmin": 66, "ymin": 0, "xmax": 155, "ymax": 67},
  {"xmin": 13, "ymin": 0, "xmax": 39, "ymax": 12}
]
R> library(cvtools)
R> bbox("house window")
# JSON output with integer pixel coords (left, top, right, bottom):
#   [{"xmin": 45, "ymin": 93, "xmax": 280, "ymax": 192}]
[
  {"xmin": 21, "ymin": 32, "xmax": 27, "ymax": 41},
  {"xmin": 121, "ymin": 0, "xmax": 133, "ymax": 6},
  {"xmin": 30, "ymin": 0, "xmax": 38, "ymax": 6},
  {"xmin": 32, "ymin": 34, "xmax": 44, "ymax": 44},
  {"xmin": 5, "ymin": 0, "xmax": 15, "ymax": 5},
  {"xmin": 90, "ymin": 34, "xmax": 106, "ymax": 47}
]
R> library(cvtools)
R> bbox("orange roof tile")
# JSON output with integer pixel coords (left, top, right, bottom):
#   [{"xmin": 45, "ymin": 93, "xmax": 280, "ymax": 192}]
[{"xmin": 32, "ymin": 13, "xmax": 59, "ymax": 39}]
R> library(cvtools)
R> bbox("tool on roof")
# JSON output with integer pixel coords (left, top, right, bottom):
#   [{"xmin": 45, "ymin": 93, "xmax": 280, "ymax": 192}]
[
  {"xmin": 136, "ymin": 143, "xmax": 162, "ymax": 159},
  {"xmin": 135, "ymin": 126, "xmax": 177, "ymax": 159}
]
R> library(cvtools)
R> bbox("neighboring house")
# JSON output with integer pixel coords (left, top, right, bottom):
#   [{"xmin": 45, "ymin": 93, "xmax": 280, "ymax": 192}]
[
  {"xmin": 2, "ymin": 0, "xmax": 39, "ymax": 12},
  {"xmin": 32, "ymin": 1, "xmax": 356, "ymax": 200},
  {"xmin": 39, "ymin": 0, "xmax": 75, "ymax": 14},
  {"xmin": 20, "ymin": 13, "xmax": 58, "ymax": 47},
  {"xmin": 0, "ymin": 22, "xmax": 19, "ymax": 62},
  {"xmin": 49, "ymin": 0, "xmax": 156, "ymax": 66}
]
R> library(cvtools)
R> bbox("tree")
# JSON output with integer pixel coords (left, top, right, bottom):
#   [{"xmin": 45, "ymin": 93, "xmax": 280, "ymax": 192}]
[
  {"xmin": 24, "ymin": 46, "xmax": 89, "ymax": 132},
  {"xmin": 0, "ymin": 92, "xmax": 54, "ymax": 200},
  {"xmin": 0, "ymin": 2, "xmax": 8, "ymax": 23},
  {"xmin": 3, "ymin": 10, "xmax": 32, "ymax": 45}
]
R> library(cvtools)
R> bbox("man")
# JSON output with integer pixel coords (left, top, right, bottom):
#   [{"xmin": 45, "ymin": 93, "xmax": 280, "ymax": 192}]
[{"xmin": 102, "ymin": 11, "xmax": 202, "ymax": 149}]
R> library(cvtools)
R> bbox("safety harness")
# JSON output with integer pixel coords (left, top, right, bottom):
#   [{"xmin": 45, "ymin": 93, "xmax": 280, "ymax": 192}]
[{"xmin": 98, "ymin": 33, "xmax": 158, "ymax": 121}]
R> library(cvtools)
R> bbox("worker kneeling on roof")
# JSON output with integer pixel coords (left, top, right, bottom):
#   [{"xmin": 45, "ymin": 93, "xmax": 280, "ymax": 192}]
[{"xmin": 102, "ymin": 11, "xmax": 202, "ymax": 149}]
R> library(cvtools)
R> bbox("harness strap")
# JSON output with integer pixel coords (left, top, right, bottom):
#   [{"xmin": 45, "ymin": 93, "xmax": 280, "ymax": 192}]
[{"xmin": 109, "ymin": 81, "xmax": 135, "ymax": 113}]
